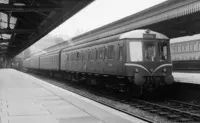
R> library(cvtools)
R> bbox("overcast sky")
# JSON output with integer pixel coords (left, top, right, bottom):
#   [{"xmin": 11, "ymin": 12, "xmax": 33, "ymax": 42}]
[{"xmin": 49, "ymin": 0, "xmax": 167, "ymax": 39}]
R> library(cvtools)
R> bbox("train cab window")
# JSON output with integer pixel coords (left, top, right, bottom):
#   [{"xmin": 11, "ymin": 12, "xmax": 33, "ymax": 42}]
[
  {"xmin": 143, "ymin": 43, "xmax": 156, "ymax": 61},
  {"xmin": 129, "ymin": 42, "xmax": 143, "ymax": 62},
  {"xmin": 158, "ymin": 42, "xmax": 168, "ymax": 61}
]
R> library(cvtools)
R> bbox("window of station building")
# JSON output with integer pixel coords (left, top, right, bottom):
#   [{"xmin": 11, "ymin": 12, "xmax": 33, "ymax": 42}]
[{"xmin": 108, "ymin": 45, "xmax": 114, "ymax": 59}]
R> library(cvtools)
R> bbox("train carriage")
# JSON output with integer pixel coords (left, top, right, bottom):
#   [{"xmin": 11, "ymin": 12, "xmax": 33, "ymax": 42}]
[
  {"xmin": 60, "ymin": 29, "xmax": 174, "ymax": 95},
  {"xmin": 24, "ymin": 29, "xmax": 174, "ymax": 97}
]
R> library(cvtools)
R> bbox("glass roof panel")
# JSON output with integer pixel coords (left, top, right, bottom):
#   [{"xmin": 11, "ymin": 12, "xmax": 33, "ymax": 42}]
[
  {"xmin": 2, "ymin": 34, "xmax": 11, "ymax": 39},
  {"xmin": 0, "ymin": 13, "xmax": 17, "ymax": 29},
  {"xmin": 0, "ymin": 0, "xmax": 8, "ymax": 4}
]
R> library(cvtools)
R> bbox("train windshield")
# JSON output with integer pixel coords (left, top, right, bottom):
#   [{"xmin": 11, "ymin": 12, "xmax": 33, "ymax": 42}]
[
  {"xmin": 144, "ymin": 43, "xmax": 156, "ymax": 61},
  {"xmin": 158, "ymin": 41, "xmax": 168, "ymax": 61},
  {"xmin": 129, "ymin": 42, "xmax": 143, "ymax": 61}
]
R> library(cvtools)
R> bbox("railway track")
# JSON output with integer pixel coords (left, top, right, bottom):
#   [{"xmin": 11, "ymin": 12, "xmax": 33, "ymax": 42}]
[
  {"xmin": 130, "ymin": 99, "xmax": 200, "ymax": 122},
  {"xmin": 33, "ymin": 74, "xmax": 200, "ymax": 122}
]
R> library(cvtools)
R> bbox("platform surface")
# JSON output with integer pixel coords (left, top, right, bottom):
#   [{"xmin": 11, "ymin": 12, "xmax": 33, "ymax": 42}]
[
  {"xmin": 173, "ymin": 72, "xmax": 200, "ymax": 84},
  {"xmin": 0, "ymin": 69, "xmax": 146, "ymax": 123}
]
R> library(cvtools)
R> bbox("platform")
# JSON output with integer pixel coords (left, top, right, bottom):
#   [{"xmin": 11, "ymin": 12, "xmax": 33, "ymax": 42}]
[
  {"xmin": 0, "ymin": 69, "xmax": 146, "ymax": 123},
  {"xmin": 173, "ymin": 72, "xmax": 200, "ymax": 84}
]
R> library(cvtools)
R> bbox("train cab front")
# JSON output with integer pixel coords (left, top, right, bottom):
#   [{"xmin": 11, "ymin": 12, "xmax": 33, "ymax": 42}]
[{"xmin": 122, "ymin": 30, "xmax": 174, "ymax": 91}]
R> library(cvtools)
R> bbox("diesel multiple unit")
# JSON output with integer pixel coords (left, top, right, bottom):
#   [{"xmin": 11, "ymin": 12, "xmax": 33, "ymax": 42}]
[{"xmin": 24, "ymin": 29, "xmax": 174, "ymax": 96}]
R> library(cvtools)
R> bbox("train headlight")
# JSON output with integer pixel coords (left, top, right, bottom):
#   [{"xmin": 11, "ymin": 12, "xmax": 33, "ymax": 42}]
[
  {"xmin": 135, "ymin": 68, "xmax": 139, "ymax": 73},
  {"xmin": 163, "ymin": 68, "xmax": 167, "ymax": 73}
]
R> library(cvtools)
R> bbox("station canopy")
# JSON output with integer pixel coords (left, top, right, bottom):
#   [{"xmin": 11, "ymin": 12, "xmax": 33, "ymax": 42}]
[
  {"xmin": 73, "ymin": 0, "xmax": 200, "ymax": 45},
  {"xmin": 0, "ymin": 0, "xmax": 93, "ymax": 58}
]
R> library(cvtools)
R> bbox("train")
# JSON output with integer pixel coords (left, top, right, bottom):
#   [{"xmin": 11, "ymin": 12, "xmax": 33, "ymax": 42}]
[
  {"xmin": 170, "ymin": 37, "xmax": 200, "ymax": 71},
  {"xmin": 23, "ymin": 29, "xmax": 174, "ymax": 97}
]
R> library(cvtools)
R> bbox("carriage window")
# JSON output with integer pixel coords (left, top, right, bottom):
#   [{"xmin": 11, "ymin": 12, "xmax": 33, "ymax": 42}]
[
  {"xmin": 178, "ymin": 45, "xmax": 181, "ymax": 53},
  {"xmin": 108, "ymin": 45, "xmax": 114, "ymax": 59},
  {"xmin": 119, "ymin": 45, "xmax": 123, "ymax": 60},
  {"xmin": 129, "ymin": 42, "xmax": 143, "ymax": 62},
  {"xmin": 144, "ymin": 43, "xmax": 156, "ymax": 61},
  {"xmin": 95, "ymin": 49, "xmax": 98, "ymax": 60},
  {"xmin": 198, "ymin": 42, "xmax": 200, "ymax": 51},
  {"xmin": 170, "ymin": 45, "xmax": 174, "ymax": 53},
  {"xmin": 99, "ymin": 47, "xmax": 104, "ymax": 59},
  {"xmin": 77, "ymin": 52, "xmax": 79, "ymax": 61},
  {"xmin": 194, "ymin": 42, "xmax": 198, "ymax": 51},
  {"xmin": 82, "ymin": 51, "xmax": 86, "ymax": 61},
  {"xmin": 181, "ymin": 45, "xmax": 185, "ymax": 52},
  {"xmin": 189, "ymin": 43, "xmax": 194, "ymax": 52}
]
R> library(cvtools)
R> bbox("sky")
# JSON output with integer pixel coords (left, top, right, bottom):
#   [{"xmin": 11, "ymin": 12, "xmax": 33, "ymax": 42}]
[{"xmin": 49, "ymin": 0, "xmax": 167, "ymax": 39}]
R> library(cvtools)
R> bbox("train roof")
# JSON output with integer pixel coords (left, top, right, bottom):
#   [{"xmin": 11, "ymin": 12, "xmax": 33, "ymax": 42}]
[
  {"xmin": 170, "ymin": 34, "xmax": 200, "ymax": 44},
  {"xmin": 120, "ymin": 29, "xmax": 169, "ymax": 40}
]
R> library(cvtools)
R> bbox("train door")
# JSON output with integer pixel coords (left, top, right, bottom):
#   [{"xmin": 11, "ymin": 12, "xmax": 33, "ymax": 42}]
[
  {"xmin": 116, "ymin": 41, "xmax": 124, "ymax": 76},
  {"xmin": 106, "ymin": 43, "xmax": 117, "ymax": 75},
  {"xmin": 103, "ymin": 45, "xmax": 108, "ymax": 74}
]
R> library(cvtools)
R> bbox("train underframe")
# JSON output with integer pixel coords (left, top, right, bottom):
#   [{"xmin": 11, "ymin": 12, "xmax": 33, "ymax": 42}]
[{"xmin": 25, "ymin": 68, "xmax": 172, "ymax": 98}]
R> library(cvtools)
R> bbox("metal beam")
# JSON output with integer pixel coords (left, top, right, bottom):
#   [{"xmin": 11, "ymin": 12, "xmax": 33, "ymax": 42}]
[
  {"xmin": 0, "ymin": 4, "xmax": 62, "ymax": 12},
  {"xmin": 0, "ymin": 29, "xmax": 36, "ymax": 33}
]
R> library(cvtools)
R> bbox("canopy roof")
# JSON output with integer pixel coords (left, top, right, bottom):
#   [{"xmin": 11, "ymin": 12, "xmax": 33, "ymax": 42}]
[
  {"xmin": 72, "ymin": 0, "xmax": 200, "ymax": 45},
  {"xmin": 0, "ymin": 0, "xmax": 93, "ymax": 58}
]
